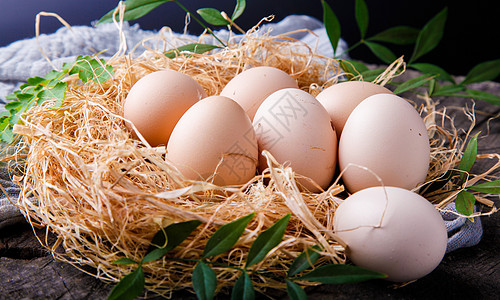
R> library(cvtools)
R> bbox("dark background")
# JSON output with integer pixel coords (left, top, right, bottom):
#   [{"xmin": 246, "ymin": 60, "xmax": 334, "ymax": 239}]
[{"xmin": 0, "ymin": 0, "xmax": 498, "ymax": 80}]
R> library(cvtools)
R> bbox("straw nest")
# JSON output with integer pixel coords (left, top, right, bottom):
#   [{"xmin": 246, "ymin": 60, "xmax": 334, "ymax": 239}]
[{"xmin": 5, "ymin": 21, "xmax": 499, "ymax": 298}]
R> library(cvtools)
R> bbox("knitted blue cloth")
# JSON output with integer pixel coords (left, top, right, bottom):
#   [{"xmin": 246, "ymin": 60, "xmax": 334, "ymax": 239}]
[{"xmin": 442, "ymin": 202, "xmax": 483, "ymax": 253}]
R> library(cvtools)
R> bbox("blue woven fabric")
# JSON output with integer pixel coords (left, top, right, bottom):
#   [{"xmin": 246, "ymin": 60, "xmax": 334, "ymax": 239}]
[{"xmin": 441, "ymin": 202, "xmax": 483, "ymax": 253}]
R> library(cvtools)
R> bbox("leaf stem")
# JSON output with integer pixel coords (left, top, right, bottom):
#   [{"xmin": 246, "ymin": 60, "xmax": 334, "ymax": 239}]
[
  {"xmin": 220, "ymin": 11, "xmax": 246, "ymax": 34},
  {"xmin": 335, "ymin": 40, "xmax": 363, "ymax": 59},
  {"xmin": 173, "ymin": 0, "xmax": 227, "ymax": 47},
  {"xmin": 165, "ymin": 256, "xmax": 244, "ymax": 272}
]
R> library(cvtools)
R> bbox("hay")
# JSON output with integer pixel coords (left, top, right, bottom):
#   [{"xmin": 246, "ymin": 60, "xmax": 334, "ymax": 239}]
[{"xmin": 4, "ymin": 20, "xmax": 498, "ymax": 298}]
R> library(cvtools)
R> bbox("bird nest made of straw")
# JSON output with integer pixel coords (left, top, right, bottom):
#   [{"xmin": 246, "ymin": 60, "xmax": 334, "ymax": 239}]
[{"xmin": 5, "ymin": 22, "xmax": 499, "ymax": 298}]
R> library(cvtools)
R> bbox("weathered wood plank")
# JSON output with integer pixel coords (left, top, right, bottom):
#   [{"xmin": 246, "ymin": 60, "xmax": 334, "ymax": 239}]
[{"xmin": 0, "ymin": 223, "xmax": 110, "ymax": 299}]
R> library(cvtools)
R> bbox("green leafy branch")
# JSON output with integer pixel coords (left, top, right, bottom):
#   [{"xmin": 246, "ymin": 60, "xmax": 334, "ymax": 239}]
[
  {"xmin": 197, "ymin": 0, "xmax": 246, "ymax": 33},
  {"xmin": 320, "ymin": 0, "xmax": 499, "ymax": 216},
  {"xmin": 454, "ymin": 132, "xmax": 500, "ymax": 216},
  {"xmin": 98, "ymin": 0, "xmax": 499, "ymax": 103},
  {"xmin": 421, "ymin": 132, "xmax": 500, "ymax": 216},
  {"xmin": 322, "ymin": 0, "xmax": 500, "ymax": 105},
  {"xmin": 0, "ymin": 55, "xmax": 113, "ymax": 143},
  {"xmin": 98, "ymin": 0, "xmax": 247, "ymax": 50},
  {"xmin": 108, "ymin": 213, "xmax": 386, "ymax": 300},
  {"xmin": 163, "ymin": 43, "xmax": 222, "ymax": 59}
]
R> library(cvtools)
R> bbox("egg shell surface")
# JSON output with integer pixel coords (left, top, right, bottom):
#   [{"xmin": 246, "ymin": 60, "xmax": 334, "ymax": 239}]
[
  {"xmin": 123, "ymin": 70, "xmax": 207, "ymax": 146},
  {"xmin": 339, "ymin": 93, "xmax": 430, "ymax": 193},
  {"xmin": 333, "ymin": 186, "xmax": 448, "ymax": 282},
  {"xmin": 316, "ymin": 81, "xmax": 392, "ymax": 138},
  {"xmin": 166, "ymin": 96, "xmax": 258, "ymax": 186},
  {"xmin": 220, "ymin": 66, "xmax": 299, "ymax": 121},
  {"xmin": 252, "ymin": 88, "xmax": 337, "ymax": 192}
]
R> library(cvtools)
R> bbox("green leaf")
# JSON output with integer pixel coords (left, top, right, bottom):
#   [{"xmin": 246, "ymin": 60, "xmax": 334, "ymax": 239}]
[
  {"xmin": 464, "ymin": 89, "xmax": 500, "ymax": 106},
  {"xmin": 410, "ymin": 7, "xmax": 447, "ymax": 63},
  {"xmin": 197, "ymin": 8, "xmax": 230, "ymax": 26},
  {"xmin": 43, "ymin": 69, "xmax": 67, "ymax": 82},
  {"xmin": 360, "ymin": 68, "xmax": 386, "ymax": 82},
  {"xmin": 431, "ymin": 83, "xmax": 466, "ymax": 97},
  {"xmin": 458, "ymin": 132, "xmax": 479, "ymax": 180},
  {"xmin": 107, "ymin": 266, "xmax": 145, "ymax": 300},
  {"xmin": 98, "ymin": 0, "xmax": 172, "ymax": 24},
  {"xmin": 364, "ymin": 41, "xmax": 397, "ymax": 64},
  {"xmin": 455, "ymin": 190, "xmax": 476, "ymax": 216},
  {"xmin": 4, "ymin": 101, "xmax": 22, "ymax": 111},
  {"xmin": 8, "ymin": 112, "xmax": 22, "ymax": 126},
  {"xmin": 322, "ymin": 0, "xmax": 341, "ymax": 54},
  {"xmin": 231, "ymin": 271, "xmax": 255, "ymax": 300},
  {"xmin": 410, "ymin": 63, "xmax": 455, "ymax": 83},
  {"xmin": 231, "ymin": 0, "xmax": 246, "ymax": 21},
  {"xmin": 12, "ymin": 96, "xmax": 37, "ymax": 123},
  {"xmin": 15, "ymin": 92, "xmax": 37, "ymax": 103},
  {"xmin": 37, "ymin": 81, "xmax": 67, "ymax": 107},
  {"xmin": 288, "ymin": 245, "xmax": 322, "ymax": 277},
  {"xmin": 368, "ymin": 26, "xmax": 420, "ymax": 45},
  {"xmin": 338, "ymin": 60, "xmax": 385, "ymax": 82},
  {"xmin": 0, "ymin": 128, "xmax": 14, "ymax": 144},
  {"xmin": 296, "ymin": 264, "xmax": 387, "ymax": 284},
  {"xmin": 193, "ymin": 262, "xmax": 217, "ymax": 300},
  {"xmin": 141, "ymin": 247, "xmax": 168, "ymax": 264},
  {"xmin": 203, "ymin": 212, "xmax": 255, "ymax": 258},
  {"xmin": 428, "ymin": 78, "xmax": 438, "ymax": 96},
  {"xmin": 70, "ymin": 56, "xmax": 113, "ymax": 84},
  {"xmin": 164, "ymin": 43, "xmax": 221, "ymax": 59},
  {"xmin": 0, "ymin": 117, "xmax": 9, "ymax": 130},
  {"xmin": 245, "ymin": 213, "xmax": 291, "ymax": 268},
  {"xmin": 8, "ymin": 113, "xmax": 20, "ymax": 126},
  {"xmin": 393, "ymin": 74, "xmax": 435, "ymax": 94},
  {"xmin": 0, "ymin": 63, "xmax": 75, "ymax": 143},
  {"xmin": 467, "ymin": 180, "xmax": 500, "ymax": 194},
  {"xmin": 26, "ymin": 76, "xmax": 46, "ymax": 86},
  {"xmin": 142, "ymin": 219, "xmax": 202, "ymax": 263},
  {"xmin": 461, "ymin": 59, "xmax": 500, "ymax": 86},
  {"xmin": 346, "ymin": 60, "xmax": 370, "ymax": 74},
  {"xmin": 286, "ymin": 280, "xmax": 308, "ymax": 300},
  {"xmin": 5, "ymin": 91, "xmax": 19, "ymax": 101},
  {"xmin": 338, "ymin": 59, "xmax": 369, "ymax": 80},
  {"xmin": 113, "ymin": 257, "xmax": 139, "ymax": 265},
  {"xmin": 147, "ymin": 219, "xmax": 202, "ymax": 255},
  {"xmin": 0, "ymin": 117, "xmax": 10, "ymax": 131},
  {"xmin": 355, "ymin": 0, "xmax": 369, "ymax": 39}
]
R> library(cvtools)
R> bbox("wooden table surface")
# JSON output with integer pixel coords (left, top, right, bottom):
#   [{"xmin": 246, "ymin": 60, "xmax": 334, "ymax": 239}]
[{"xmin": 1, "ymin": 73, "xmax": 499, "ymax": 299}]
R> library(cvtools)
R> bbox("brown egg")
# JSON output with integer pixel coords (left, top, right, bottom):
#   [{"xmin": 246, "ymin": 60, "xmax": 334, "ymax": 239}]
[
  {"xmin": 252, "ymin": 88, "xmax": 337, "ymax": 192},
  {"xmin": 334, "ymin": 186, "xmax": 447, "ymax": 282},
  {"xmin": 220, "ymin": 66, "xmax": 299, "ymax": 121},
  {"xmin": 166, "ymin": 96, "xmax": 258, "ymax": 186},
  {"xmin": 338, "ymin": 93, "xmax": 430, "ymax": 193},
  {"xmin": 123, "ymin": 70, "xmax": 207, "ymax": 147},
  {"xmin": 316, "ymin": 81, "xmax": 392, "ymax": 137}
]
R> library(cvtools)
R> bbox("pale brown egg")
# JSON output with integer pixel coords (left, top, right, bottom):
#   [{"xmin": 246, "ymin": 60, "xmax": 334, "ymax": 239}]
[
  {"xmin": 252, "ymin": 88, "xmax": 337, "ymax": 192},
  {"xmin": 338, "ymin": 93, "xmax": 430, "ymax": 193},
  {"xmin": 123, "ymin": 69, "xmax": 207, "ymax": 147},
  {"xmin": 220, "ymin": 66, "xmax": 299, "ymax": 121},
  {"xmin": 333, "ymin": 186, "xmax": 447, "ymax": 282},
  {"xmin": 166, "ymin": 96, "xmax": 258, "ymax": 186},
  {"xmin": 316, "ymin": 81, "xmax": 392, "ymax": 137}
]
